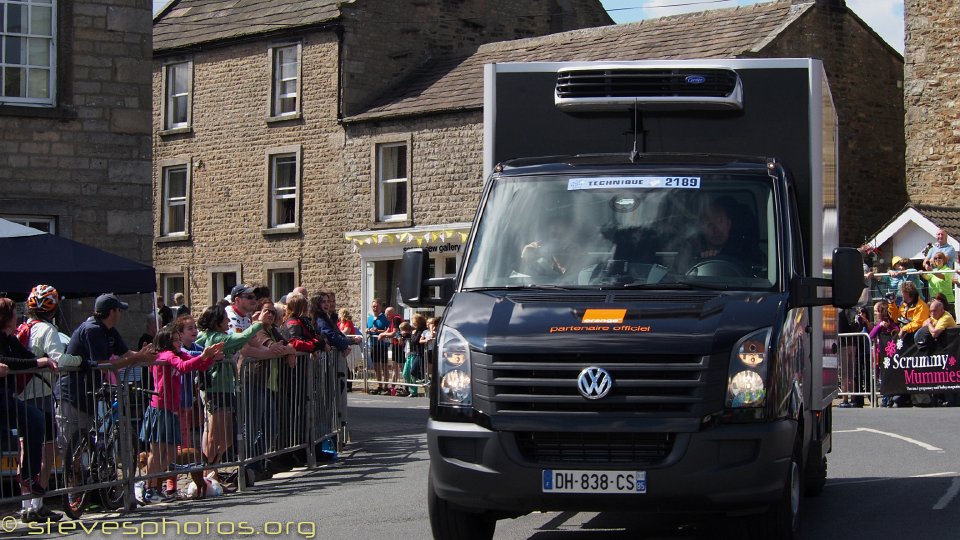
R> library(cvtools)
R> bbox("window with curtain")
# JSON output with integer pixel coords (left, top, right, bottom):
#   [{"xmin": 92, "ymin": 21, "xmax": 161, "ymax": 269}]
[
  {"xmin": 164, "ymin": 61, "xmax": 191, "ymax": 130},
  {"xmin": 161, "ymin": 165, "xmax": 188, "ymax": 235},
  {"xmin": 269, "ymin": 153, "xmax": 298, "ymax": 227},
  {"xmin": 377, "ymin": 142, "xmax": 408, "ymax": 221},
  {"xmin": 271, "ymin": 44, "xmax": 299, "ymax": 117}
]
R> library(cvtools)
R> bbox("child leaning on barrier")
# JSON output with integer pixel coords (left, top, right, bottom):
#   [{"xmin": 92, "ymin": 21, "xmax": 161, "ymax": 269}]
[
  {"xmin": 139, "ymin": 325, "xmax": 224, "ymax": 504},
  {"xmin": 420, "ymin": 317, "xmax": 439, "ymax": 384},
  {"xmin": 195, "ymin": 305, "xmax": 267, "ymax": 479},
  {"xmin": 400, "ymin": 319, "xmax": 425, "ymax": 398}
]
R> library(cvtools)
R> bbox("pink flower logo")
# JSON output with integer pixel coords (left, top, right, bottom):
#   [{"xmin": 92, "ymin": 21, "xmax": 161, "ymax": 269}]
[
  {"xmin": 950, "ymin": 356, "xmax": 957, "ymax": 367},
  {"xmin": 885, "ymin": 341, "xmax": 897, "ymax": 357}
]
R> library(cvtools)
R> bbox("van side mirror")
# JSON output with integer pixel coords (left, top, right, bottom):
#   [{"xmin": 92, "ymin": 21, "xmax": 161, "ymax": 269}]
[
  {"xmin": 398, "ymin": 249, "xmax": 454, "ymax": 307},
  {"xmin": 791, "ymin": 247, "xmax": 864, "ymax": 308},
  {"xmin": 831, "ymin": 247, "xmax": 865, "ymax": 308}
]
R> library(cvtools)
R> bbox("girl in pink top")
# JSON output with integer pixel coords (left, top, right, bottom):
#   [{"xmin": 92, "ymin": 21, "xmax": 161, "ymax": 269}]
[{"xmin": 139, "ymin": 325, "xmax": 223, "ymax": 502}]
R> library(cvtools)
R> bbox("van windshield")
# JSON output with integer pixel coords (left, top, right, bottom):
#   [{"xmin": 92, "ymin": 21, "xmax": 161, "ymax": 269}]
[{"xmin": 461, "ymin": 172, "xmax": 779, "ymax": 290}]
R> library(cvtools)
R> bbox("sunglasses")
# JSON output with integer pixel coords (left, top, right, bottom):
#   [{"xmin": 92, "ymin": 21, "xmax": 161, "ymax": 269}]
[{"xmin": 237, "ymin": 294, "xmax": 256, "ymax": 300}]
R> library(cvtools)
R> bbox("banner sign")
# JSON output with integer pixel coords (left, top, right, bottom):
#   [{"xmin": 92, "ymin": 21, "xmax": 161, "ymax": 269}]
[{"xmin": 877, "ymin": 330, "xmax": 960, "ymax": 395}]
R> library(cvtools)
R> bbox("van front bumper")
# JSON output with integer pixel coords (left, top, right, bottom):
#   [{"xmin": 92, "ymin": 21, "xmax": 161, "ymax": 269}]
[{"xmin": 428, "ymin": 418, "xmax": 795, "ymax": 514}]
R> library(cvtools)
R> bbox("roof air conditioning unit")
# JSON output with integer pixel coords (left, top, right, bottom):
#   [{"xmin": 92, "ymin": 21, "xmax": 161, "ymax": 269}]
[{"xmin": 555, "ymin": 66, "xmax": 743, "ymax": 112}]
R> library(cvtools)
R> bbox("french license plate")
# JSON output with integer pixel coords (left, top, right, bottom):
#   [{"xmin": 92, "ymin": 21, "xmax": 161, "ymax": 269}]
[{"xmin": 542, "ymin": 469, "xmax": 647, "ymax": 494}]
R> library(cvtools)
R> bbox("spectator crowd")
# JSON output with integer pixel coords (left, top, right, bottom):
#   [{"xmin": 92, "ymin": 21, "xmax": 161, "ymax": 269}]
[
  {"xmin": 0, "ymin": 281, "xmax": 409, "ymax": 524},
  {"xmin": 845, "ymin": 228, "xmax": 960, "ymax": 408}
]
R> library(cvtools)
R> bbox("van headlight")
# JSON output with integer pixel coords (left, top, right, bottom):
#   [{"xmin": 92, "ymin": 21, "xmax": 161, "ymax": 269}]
[
  {"xmin": 437, "ymin": 326, "xmax": 472, "ymax": 407},
  {"xmin": 725, "ymin": 328, "xmax": 771, "ymax": 408}
]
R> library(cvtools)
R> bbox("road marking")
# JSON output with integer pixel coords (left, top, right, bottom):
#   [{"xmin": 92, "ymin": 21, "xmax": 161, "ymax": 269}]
[
  {"xmin": 829, "ymin": 472, "xmax": 956, "ymax": 487},
  {"xmin": 838, "ymin": 427, "xmax": 943, "ymax": 452},
  {"xmin": 934, "ymin": 477, "xmax": 960, "ymax": 510}
]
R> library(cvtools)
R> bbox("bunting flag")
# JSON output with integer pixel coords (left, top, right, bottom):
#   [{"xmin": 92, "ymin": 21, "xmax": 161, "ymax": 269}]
[{"xmin": 344, "ymin": 226, "xmax": 471, "ymax": 248}]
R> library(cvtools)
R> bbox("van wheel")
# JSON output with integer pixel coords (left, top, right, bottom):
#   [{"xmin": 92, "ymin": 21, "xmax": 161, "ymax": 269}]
[
  {"xmin": 759, "ymin": 446, "xmax": 801, "ymax": 540},
  {"xmin": 428, "ymin": 472, "xmax": 496, "ymax": 540}
]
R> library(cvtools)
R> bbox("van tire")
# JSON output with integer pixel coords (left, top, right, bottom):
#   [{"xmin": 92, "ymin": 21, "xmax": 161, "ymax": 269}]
[
  {"xmin": 428, "ymin": 472, "xmax": 496, "ymax": 540},
  {"xmin": 759, "ymin": 444, "xmax": 802, "ymax": 540}
]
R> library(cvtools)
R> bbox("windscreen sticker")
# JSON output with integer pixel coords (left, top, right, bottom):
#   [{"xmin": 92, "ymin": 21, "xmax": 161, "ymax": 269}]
[{"xmin": 568, "ymin": 177, "xmax": 701, "ymax": 190}]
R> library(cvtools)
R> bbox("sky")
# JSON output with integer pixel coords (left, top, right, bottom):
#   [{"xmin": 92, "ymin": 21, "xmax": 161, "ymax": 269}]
[
  {"xmin": 152, "ymin": 0, "xmax": 904, "ymax": 54},
  {"xmin": 599, "ymin": 0, "xmax": 904, "ymax": 53}
]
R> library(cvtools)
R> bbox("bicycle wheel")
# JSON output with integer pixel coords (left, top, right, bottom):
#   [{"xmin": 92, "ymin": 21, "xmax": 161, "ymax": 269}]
[
  {"xmin": 62, "ymin": 434, "xmax": 92, "ymax": 520},
  {"xmin": 96, "ymin": 440, "xmax": 128, "ymax": 511}
]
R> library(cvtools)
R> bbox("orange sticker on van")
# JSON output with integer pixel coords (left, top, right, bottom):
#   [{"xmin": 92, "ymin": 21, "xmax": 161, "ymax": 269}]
[{"xmin": 582, "ymin": 309, "xmax": 627, "ymax": 324}]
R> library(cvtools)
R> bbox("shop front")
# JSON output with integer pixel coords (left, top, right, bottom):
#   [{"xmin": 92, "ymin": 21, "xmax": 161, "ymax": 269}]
[{"xmin": 345, "ymin": 222, "xmax": 470, "ymax": 327}]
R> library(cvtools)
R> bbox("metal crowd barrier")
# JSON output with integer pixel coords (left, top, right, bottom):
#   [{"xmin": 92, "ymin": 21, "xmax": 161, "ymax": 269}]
[
  {"xmin": 1, "ymin": 351, "xmax": 341, "ymax": 514},
  {"xmin": 1, "ymin": 364, "xmax": 137, "ymax": 515},
  {"xmin": 837, "ymin": 332, "xmax": 877, "ymax": 405},
  {"xmin": 351, "ymin": 335, "xmax": 430, "ymax": 396}
]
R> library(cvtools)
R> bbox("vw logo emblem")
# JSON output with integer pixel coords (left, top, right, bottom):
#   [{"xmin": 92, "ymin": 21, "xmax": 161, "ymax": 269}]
[{"xmin": 577, "ymin": 367, "xmax": 613, "ymax": 399}]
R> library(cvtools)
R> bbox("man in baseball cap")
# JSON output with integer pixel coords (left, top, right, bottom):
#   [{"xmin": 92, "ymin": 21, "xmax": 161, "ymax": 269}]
[
  {"xmin": 58, "ymin": 293, "xmax": 155, "ymax": 474},
  {"xmin": 94, "ymin": 293, "xmax": 129, "ymax": 314}
]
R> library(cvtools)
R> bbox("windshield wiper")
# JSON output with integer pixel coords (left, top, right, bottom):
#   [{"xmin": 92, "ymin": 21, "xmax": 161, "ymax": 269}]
[
  {"xmin": 674, "ymin": 278, "xmax": 733, "ymax": 290},
  {"xmin": 462, "ymin": 284, "xmax": 581, "ymax": 291},
  {"xmin": 612, "ymin": 282, "xmax": 694, "ymax": 290}
]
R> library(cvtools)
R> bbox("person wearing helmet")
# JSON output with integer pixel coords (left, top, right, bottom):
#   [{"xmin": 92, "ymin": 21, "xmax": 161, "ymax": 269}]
[{"xmin": 17, "ymin": 285, "xmax": 82, "ymax": 523}]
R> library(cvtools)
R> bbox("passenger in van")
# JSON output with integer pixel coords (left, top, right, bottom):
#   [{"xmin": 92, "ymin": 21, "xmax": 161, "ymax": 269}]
[{"xmin": 520, "ymin": 216, "xmax": 584, "ymax": 276}]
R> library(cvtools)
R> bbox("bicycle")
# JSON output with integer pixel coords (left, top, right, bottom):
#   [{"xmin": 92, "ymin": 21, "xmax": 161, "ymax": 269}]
[{"xmin": 62, "ymin": 383, "xmax": 155, "ymax": 518}]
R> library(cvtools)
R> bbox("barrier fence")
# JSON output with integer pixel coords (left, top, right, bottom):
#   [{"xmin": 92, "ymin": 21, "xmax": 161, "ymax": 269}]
[
  {"xmin": 346, "ymin": 337, "xmax": 433, "ymax": 396},
  {"xmin": 837, "ymin": 331, "xmax": 877, "ymax": 405},
  {"xmin": 1, "ymin": 351, "xmax": 341, "ymax": 516}
]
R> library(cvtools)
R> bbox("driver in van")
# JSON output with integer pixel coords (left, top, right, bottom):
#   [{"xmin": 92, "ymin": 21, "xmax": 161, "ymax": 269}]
[
  {"xmin": 698, "ymin": 197, "xmax": 735, "ymax": 258},
  {"xmin": 693, "ymin": 196, "xmax": 764, "ymax": 267},
  {"xmin": 521, "ymin": 216, "xmax": 583, "ymax": 276}
]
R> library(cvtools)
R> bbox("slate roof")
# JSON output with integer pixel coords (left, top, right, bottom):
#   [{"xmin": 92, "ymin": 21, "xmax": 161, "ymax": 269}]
[
  {"xmin": 347, "ymin": 0, "xmax": 811, "ymax": 122},
  {"xmin": 911, "ymin": 205, "xmax": 960, "ymax": 240},
  {"xmin": 154, "ymin": 0, "xmax": 343, "ymax": 53}
]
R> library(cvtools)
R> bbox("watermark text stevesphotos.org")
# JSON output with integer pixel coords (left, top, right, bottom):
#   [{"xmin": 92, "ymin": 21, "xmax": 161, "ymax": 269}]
[{"xmin": 17, "ymin": 517, "xmax": 317, "ymax": 538}]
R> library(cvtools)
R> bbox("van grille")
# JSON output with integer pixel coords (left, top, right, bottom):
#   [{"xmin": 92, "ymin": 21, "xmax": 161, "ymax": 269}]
[
  {"xmin": 515, "ymin": 431, "xmax": 674, "ymax": 464},
  {"xmin": 478, "ymin": 353, "xmax": 708, "ymax": 414}
]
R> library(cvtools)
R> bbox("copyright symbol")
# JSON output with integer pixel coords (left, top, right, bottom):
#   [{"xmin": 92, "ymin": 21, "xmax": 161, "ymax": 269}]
[{"xmin": 1, "ymin": 515, "xmax": 16, "ymax": 532}]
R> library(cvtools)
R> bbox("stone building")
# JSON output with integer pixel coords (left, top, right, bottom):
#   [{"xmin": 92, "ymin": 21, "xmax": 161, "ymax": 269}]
[
  {"xmin": 151, "ymin": 0, "xmax": 612, "ymax": 311},
  {"xmin": 153, "ymin": 0, "xmax": 904, "ymax": 320},
  {"xmin": 345, "ymin": 0, "xmax": 905, "ymax": 314},
  {"xmin": 0, "ymin": 0, "xmax": 153, "ymax": 336},
  {"xmin": 904, "ymin": 1, "xmax": 960, "ymax": 205}
]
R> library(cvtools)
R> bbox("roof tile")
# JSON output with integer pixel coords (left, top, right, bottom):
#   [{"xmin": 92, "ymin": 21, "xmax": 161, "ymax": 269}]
[
  {"xmin": 348, "ymin": 1, "xmax": 811, "ymax": 121},
  {"xmin": 154, "ymin": 0, "xmax": 342, "ymax": 52}
]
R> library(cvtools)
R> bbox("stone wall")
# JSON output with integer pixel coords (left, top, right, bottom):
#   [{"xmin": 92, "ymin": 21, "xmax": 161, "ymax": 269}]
[
  {"xmin": 153, "ymin": 1, "xmax": 611, "ymax": 316},
  {"xmin": 339, "ymin": 113, "xmax": 484, "ymax": 312},
  {"xmin": 904, "ymin": 1, "xmax": 960, "ymax": 205},
  {"xmin": 760, "ymin": 2, "xmax": 907, "ymax": 246},
  {"xmin": 0, "ymin": 0, "xmax": 153, "ymax": 341},
  {"xmin": 339, "ymin": 0, "xmax": 612, "ymax": 116},
  {"xmin": 153, "ymin": 33, "xmax": 348, "ymax": 308}
]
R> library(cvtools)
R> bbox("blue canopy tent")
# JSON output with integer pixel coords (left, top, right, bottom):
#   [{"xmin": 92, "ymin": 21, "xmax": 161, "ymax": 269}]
[{"xmin": 0, "ymin": 219, "xmax": 155, "ymax": 300}]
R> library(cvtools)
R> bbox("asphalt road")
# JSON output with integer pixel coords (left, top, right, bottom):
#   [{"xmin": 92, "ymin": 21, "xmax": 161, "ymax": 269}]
[{"xmin": 6, "ymin": 395, "xmax": 958, "ymax": 539}]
